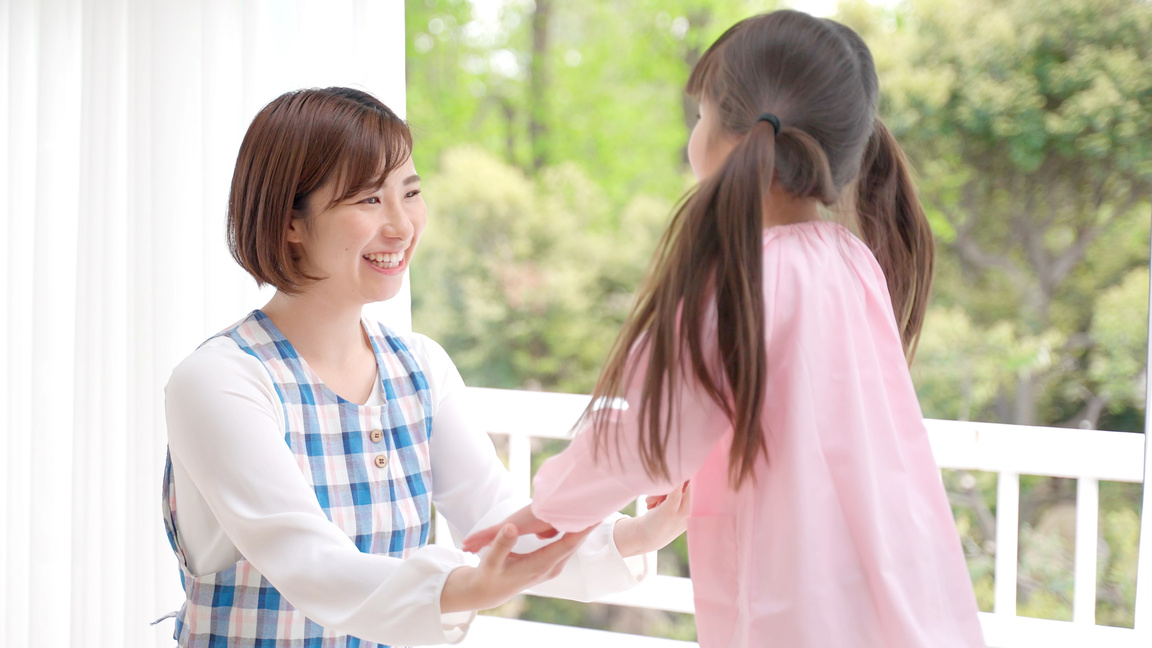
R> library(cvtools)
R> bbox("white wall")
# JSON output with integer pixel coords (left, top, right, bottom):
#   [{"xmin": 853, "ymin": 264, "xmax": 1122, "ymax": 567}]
[{"xmin": 0, "ymin": 1, "xmax": 407, "ymax": 645}]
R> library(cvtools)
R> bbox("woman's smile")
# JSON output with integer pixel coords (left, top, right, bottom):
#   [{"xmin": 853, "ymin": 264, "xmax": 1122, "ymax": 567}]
[{"xmin": 363, "ymin": 250, "xmax": 406, "ymax": 273}]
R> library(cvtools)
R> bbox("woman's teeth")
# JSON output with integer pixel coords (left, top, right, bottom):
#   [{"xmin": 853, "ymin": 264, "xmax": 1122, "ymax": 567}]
[{"xmin": 365, "ymin": 252, "xmax": 404, "ymax": 269}]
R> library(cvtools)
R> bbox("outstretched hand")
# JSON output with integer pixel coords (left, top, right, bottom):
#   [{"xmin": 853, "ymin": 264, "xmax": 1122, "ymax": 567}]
[
  {"xmin": 441, "ymin": 522, "xmax": 595, "ymax": 613},
  {"xmin": 614, "ymin": 481, "xmax": 691, "ymax": 557},
  {"xmin": 461, "ymin": 504, "xmax": 554, "ymax": 554},
  {"xmin": 462, "ymin": 483, "xmax": 691, "ymax": 562}
]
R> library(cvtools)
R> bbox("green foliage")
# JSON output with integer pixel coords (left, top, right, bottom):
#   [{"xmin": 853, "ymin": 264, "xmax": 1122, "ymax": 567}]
[
  {"xmin": 1089, "ymin": 267, "xmax": 1149, "ymax": 411},
  {"xmin": 915, "ymin": 308, "xmax": 1064, "ymax": 421},
  {"xmin": 942, "ymin": 469, "xmax": 998, "ymax": 611},
  {"xmin": 1097, "ymin": 480, "xmax": 1143, "ymax": 627},
  {"xmin": 412, "ymin": 146, "xmax": 669, "ymax": 392},
  {"xmin": 406, "ymin": 0, "xmax": 777, "ymax": 207}
]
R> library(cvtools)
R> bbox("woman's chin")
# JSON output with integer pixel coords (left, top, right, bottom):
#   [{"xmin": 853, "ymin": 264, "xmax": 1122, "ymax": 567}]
[{"xmin": 365, "ymin": 286, "xmax": 403, "ymax": 304}]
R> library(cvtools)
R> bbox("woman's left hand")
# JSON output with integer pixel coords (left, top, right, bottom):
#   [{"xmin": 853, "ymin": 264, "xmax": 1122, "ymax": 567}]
[
  {"xmin": 613, "ymin": 481, "xmax": 691, "ymax": 557},
  {"xmin": 462, "ymin": 504, "xmax": 556, "ymax": 554},
  {"xmin": 463, "ymin": 483, "xmax": 691, "ymax": 559}
]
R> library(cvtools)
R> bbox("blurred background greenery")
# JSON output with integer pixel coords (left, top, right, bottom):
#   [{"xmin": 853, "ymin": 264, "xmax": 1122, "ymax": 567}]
[{"xmin": 405, "ymin": 0, "xmax": 1152, "ymax": 638}]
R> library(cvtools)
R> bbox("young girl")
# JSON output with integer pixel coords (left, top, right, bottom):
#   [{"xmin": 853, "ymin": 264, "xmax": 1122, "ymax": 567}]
[
  {"xmin": 464, "ymin": 11, "xmax": 986, "ymax": 647},
  {"xmin": 161, "ymin": 87, "xmax": 689, "ymax": 647}
]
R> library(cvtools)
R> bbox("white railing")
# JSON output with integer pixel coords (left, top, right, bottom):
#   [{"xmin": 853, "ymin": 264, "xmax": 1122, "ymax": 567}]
[{"xmin": 441, "ymin": 387, "xmax": 1152, "ymax": 648}]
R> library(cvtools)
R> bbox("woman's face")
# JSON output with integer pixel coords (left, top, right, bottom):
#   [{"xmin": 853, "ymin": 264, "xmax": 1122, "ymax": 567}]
[
  {"xmin": 287, "ymin": 156, "xmax": 427, "ymax": 305},
  {"xmin": 687, "ymin": 99, "xmax": 738, "ymax": 181}
]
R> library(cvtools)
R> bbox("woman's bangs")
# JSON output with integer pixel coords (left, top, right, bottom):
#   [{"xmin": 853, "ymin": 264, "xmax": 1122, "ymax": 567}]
[{"xmin": 330, "ymin": 110, "xmax": 413, "ymax": 204}]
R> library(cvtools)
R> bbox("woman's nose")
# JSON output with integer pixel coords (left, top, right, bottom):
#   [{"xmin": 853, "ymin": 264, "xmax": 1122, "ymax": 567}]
[{"xmin": 380, "ymin": 203, "xmax": 414, "ymax": 240}]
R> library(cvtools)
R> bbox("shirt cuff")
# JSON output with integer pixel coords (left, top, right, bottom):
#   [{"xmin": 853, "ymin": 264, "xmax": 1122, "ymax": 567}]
[
  {"xmin": 399, "ymin": 544, "xmax": 479, "ymax": 645},
  {"xmin": 527, "ymin": 514, "xmax": 649, "ymax": 602},
  {"xmin": 437, "ymin": 566, "xmax": 478, "ymax": 645}
]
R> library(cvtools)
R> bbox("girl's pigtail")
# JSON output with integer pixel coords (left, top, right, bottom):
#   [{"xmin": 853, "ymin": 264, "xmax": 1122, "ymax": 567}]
[
  {"xmin": 774, "ymin": 127, "xmax": 839, "ymax": 205},
  {"xmin": 586, "ymin": 120, "xmax": 779, "ymax": 490},
  {"xmin": 706, "ymin": 120, "xmax": 776, "ymax": 487},
  {"xmin": 854, "ymin": 118, "xmax": 934, "ymax": 362}
]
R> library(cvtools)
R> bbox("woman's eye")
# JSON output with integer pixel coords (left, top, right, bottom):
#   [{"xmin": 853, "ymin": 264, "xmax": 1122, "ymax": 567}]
[
  {"xmin": 406, "ymin": 189, "xmax": 422, "ymax": 199},
  {"xmin": 361, "ymin": 196, "xmax": 380, "ymax": 204}
]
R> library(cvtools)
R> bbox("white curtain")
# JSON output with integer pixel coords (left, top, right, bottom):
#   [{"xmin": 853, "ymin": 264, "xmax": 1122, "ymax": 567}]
[{"xmin": 1, "ymin": 1, "xmax": 408, "ymax": 645}]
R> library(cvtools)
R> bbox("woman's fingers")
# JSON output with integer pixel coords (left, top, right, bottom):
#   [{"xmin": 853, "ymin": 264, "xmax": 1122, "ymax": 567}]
[
  {"xmin": 456, "ymin": 524, "xmax": 595, "ymax": 612},
  {"xmin": 514, "ymin": 526, "xmax": 594, "ymax": 577},
  {"xmin": 478, "ymin": 524, "xmax": 518, "ymax": 568},
  {"xmin": 463, "ymin": 504, "xmax": 557, "ymax": 552},
  {"xmin": 462, "ymin": 525, "xmax": 501, "ymax": 553}
]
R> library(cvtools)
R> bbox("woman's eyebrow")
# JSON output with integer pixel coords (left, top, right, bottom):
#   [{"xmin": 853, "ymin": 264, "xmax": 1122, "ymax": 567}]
[{"xmin": 403, "ymin": 174, "xmax": 421, "ymax": 185}]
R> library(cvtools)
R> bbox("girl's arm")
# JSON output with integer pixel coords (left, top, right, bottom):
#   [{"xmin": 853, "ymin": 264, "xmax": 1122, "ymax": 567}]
[
  {"xmin": 410, "ymin": 333, "xmax": 655, "ymax": 601},
  {"xmin": 464, "ymin": 330, "xmax": 729, "ymax": 551}
]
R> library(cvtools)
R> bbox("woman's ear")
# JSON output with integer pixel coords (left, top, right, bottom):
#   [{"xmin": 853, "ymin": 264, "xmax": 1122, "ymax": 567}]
[{"xmin": 285, "ymin": 215, "xmax": 306, "ymax": 244}]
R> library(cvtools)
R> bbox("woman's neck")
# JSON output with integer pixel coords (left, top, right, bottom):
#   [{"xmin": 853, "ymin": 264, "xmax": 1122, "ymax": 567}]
[{"xmin": 261, "ymin": 289, "xmax": 370, "ymax": 367}]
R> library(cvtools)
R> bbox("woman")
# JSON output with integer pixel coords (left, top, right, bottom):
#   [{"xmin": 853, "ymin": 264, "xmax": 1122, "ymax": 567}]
[{"xmin": 162, "ymin": 86, "xmax": 689, "ymax": 647}]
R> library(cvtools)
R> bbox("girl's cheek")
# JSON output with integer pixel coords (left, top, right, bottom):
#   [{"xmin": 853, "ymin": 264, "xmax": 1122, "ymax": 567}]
[{"xmin": 687, "ymin": 128, "xmax": 704, "ymax": 180}]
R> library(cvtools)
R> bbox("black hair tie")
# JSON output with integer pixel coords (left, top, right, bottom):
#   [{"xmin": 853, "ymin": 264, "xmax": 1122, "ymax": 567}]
[{"xmin": 757, "ymin": 113, "xmax": 781, "ymax": 135}]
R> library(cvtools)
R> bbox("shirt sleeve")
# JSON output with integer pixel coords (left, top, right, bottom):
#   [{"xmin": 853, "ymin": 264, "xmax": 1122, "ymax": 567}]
[
  {"xmin": 530, "ymin": 318, "xmax": 733, "ymax": 533},
  {"xmin": 165, "ymin": 339, "xmax": 474, "ymax": 646},
  {"xmin": 406, "ymin": 333, "xmax": 648, "ymax": 601}
]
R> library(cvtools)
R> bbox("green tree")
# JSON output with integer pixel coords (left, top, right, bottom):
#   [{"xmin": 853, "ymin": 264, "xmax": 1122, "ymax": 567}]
[
  {"xmin": 406, "ymin": 0, "xmax": 778, "ymax": 206},
  {"xmin": 412, "ymin": 146, "xmax": 671, "ymax": 392},
  {"xmin": 842, "ymin": 0, "xmax": 1152, "ymax": 428}
]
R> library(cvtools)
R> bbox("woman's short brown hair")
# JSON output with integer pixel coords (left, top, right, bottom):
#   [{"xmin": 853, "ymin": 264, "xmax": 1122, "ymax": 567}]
[{"xmin": 227, "ymin": 87, "xmax": 413, "ymax": 293}]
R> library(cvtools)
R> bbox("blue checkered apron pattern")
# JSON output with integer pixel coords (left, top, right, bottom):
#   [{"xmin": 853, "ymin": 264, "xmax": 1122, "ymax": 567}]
[{"xmin": 162, "ymin": 310, "xmax": 434, "ymax": 647}]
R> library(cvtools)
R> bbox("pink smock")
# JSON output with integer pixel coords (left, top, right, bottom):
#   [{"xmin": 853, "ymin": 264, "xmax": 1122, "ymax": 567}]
[{"xmin": 531, "ymin": 222, "xmax": 986, "ymax": 647}]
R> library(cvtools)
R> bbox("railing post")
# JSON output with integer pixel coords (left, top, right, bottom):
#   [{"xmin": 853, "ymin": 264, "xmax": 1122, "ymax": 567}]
[
  {"xmin": 994, "ymin": 471, "xmax": 1020, "ymax": 617},
  {"xmin": 1073, "ymin": 477, "xmax": 1099, "ymax": 624}
]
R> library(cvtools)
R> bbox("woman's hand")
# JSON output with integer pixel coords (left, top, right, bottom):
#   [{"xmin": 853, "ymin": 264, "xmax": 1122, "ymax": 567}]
[
  {"xmin": 441, "ymin": 522, "xmax": 594, "ymax": 613},
  {"xmin": 460, "ymin": 482, "xmax": 690, "ymax": 564},
  {"xmin": 461, "ymin": 504, "xmax": 556, "ymax": 553},
  {"xmin": 612, "ymin": 481, "xmax": 691, "ymax": 557}
]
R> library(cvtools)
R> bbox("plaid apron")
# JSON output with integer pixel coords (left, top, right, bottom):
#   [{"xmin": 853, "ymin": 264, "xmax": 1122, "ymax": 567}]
[{"xmin": 162, "ymin": 310, "xmax": 434, "ymax": 647}]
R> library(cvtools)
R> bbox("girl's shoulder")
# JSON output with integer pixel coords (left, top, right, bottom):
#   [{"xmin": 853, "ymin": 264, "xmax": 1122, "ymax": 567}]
[
  {"xmin": 761, "ymin": 219, "xmax": 860, "ymax": 249},
  {"xmin": 760, "ymin": 220, "xmax": 889, "ymax": 292}
]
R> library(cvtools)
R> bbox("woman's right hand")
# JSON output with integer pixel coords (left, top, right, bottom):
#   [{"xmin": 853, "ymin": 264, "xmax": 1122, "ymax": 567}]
[{"xmin": 440, "ymin": 523, "xmax": 595, "ymax": 613}]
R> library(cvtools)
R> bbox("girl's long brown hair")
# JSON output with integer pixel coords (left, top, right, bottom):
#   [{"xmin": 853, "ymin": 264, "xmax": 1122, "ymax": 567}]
[{"xmin": 585, "ymin": 11, "xmax": 934, "ymax": 489}]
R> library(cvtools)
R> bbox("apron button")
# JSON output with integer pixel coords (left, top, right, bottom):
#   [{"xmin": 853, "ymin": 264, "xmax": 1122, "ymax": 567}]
[
  {"xmin": 374, "ymin": 454, "xmax": 388, "ymax": 469},
  {"xmin": 370, "ymin": 428, "xmax": 383, "ymax": 443}
]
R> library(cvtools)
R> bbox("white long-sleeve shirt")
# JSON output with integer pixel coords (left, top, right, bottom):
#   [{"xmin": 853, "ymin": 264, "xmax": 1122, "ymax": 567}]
[{"xmin": 165, "ymin": 330, "xmax": 646, "ymax": 646}]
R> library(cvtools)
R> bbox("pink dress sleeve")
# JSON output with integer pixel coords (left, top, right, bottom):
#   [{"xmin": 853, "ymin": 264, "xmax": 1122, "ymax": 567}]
[{"xmin": 531, "ymin": 316, "xmax": 732, "ymax": 532}]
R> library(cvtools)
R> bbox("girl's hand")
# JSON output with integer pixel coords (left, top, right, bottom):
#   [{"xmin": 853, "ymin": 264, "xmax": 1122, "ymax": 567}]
[
  {"xmin": 461, "ymin": 504, "xmax": 556, "ymax": 553},
  {"xmin": 441, "ymin": 523, "xmax": 595, "ymax": 613},
  {"xmin": 613, "ymin": 481, "xmax": 691, "ymax": 557}
]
